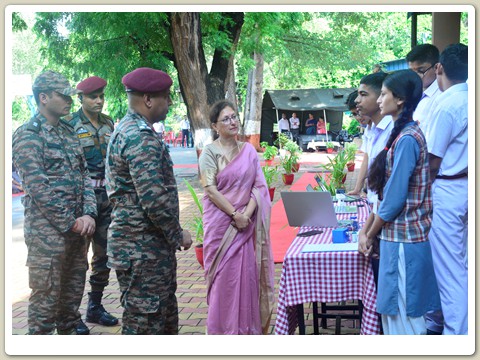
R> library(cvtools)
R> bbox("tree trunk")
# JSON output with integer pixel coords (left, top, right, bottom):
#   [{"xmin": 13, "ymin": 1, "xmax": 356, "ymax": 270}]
[
  {"xmin": 243, "ymin": 51, "xmax": 264, "ymax": 150},
  {"xmin": 169, "ymin": 12, "xmax": 244, "ymax": 149}
]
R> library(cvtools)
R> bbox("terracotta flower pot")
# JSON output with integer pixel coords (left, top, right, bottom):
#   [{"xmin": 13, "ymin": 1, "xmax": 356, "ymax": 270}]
[
  {"xmin": 268, "ymin": 187, "xmax": 275, "ymax": 201},
  {"xmin": 347, "ymin": 162, "xmax": 355, "ymax": 172},
  {"xmin": 326, "ymin": 148, "xmax": 334, "ymax": 154},
  {"xmin": 195, "ymin": 244, "xmax": 204, "ymax": 269},
  {"xmin": 342, "ymin": 174, "xmax": 347, "ymax": 183},
  {"xmin": 265, "ymin": 159, "xmax": 274, "ymax": 166},
  {"xmin": 282, "ymin": 173, "xmax": 295, "ymax": 185}
]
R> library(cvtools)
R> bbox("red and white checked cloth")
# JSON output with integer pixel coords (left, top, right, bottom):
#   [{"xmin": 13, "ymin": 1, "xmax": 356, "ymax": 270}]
[{"xmin": 274, "ymin": 202, "xmax": 381, "ymax": 335}]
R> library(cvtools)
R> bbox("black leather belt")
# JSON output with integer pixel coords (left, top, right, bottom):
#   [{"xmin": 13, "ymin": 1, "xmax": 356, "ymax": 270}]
[{"xmin": 436, "ymin": 173, "xmax": 468, "ymax": 180}]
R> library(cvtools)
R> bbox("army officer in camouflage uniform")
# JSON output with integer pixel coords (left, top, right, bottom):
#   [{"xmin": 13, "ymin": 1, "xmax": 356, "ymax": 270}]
[
  {"xmin": 105, "ymin": 67, "xmax": 192, "ymax": 335},
  {"xmin": 12, "ymin": 71, "xmax": 97, "ymax": 335},
  {"xmin": 68, "ymin": 76, "xmax": 118, "ymax": 334}
]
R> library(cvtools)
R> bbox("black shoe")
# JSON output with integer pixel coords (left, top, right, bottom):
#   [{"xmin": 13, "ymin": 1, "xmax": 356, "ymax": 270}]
[
  {"xmin": 426, "ymin": 329, "xmax": 442, "ymax": 335},
  {"xmin": 75, "ymin": 319, "xmax": 90, "ymax": 335},
  {"xmin": 86, "ymin": 304, "xmax": 119, "ymax": 326}
]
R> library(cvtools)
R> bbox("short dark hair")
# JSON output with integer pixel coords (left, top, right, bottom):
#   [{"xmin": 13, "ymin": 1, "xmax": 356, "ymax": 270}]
[
  {"xmin": 359, "ymin": 72, "xmax": 388, "ymax": 96},
  {"xmin": 32, "ymin": 89, "xmax": 53, "ymax": 106},
  {"xmin": 440, "ymin": 43, "xmax": 468, "ymax": 82},
  {"xmin": 209, "ymin": 100, "xmax": 236, "ymax": 124},
  {"xmin": 406, "ymin": 44, "xmax": 440, "ymax": 65},
  {"xmin": 346, "ymin": 90, "xmax": 358, "ymax": 110}
]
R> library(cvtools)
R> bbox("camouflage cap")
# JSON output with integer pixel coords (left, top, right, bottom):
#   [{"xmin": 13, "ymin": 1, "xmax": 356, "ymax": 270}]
[{"xmin": 32, "ymin": 70, "xmax": 82, "ymax": 96}]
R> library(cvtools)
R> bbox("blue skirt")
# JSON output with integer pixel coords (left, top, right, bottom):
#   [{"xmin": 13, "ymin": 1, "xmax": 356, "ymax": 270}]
[{"xmin": 377, "ymin": 240, "xmax": 442, "ymax": 317}]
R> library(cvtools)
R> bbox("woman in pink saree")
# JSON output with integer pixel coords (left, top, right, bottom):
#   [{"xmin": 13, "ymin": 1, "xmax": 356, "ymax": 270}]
[{"xmin": 198, "ymin": 100, "xmax": 275, "ymax": 335}]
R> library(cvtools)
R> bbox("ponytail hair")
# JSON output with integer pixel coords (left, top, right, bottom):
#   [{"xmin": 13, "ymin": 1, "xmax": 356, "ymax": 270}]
[{"xmin": 367, "ymin": 70, "xmax": 423, "ymax": 199}]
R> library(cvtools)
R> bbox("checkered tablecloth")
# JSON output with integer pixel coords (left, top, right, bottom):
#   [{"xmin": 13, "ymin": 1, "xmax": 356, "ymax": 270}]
[{"xmin": 274, "ymin": 203, "xmax": 381, "ymax": 335}]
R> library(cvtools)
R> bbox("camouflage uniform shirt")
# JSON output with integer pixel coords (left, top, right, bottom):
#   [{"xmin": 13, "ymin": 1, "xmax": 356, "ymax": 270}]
[
  {"xmin": 12, "ymin": 113, "xmax": 97, "ymax": 256},
  {"xmin": 105, "ymin": 111, "xmax": 182, "ymax": 270},
  {"xmin": 67, "ymin": 109, "xmax": 114, "ymax": 179}
]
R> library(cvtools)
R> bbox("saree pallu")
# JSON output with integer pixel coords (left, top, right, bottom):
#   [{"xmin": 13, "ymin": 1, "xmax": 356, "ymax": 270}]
[{"xmin": 202, "ymin": 143, "xmax": 275, "ymax": 334}]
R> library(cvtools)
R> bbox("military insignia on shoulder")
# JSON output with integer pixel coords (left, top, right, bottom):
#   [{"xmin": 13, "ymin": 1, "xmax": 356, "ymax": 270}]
[
  {"xmin": 136, "ymin": 119, "xmax": 152, "ymax": 131},
  {"xmin": 26, "ymin": 120, "xmax": 41, "ymax": 133}
]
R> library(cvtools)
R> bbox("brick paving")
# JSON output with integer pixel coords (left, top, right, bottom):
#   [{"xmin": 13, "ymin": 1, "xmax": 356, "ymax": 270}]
[{"xmin": 11, "ymin": 146, "xmax": 364, "ymax": 336}]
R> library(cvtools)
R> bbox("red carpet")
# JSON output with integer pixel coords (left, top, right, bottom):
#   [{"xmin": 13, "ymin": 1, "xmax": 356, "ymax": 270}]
[{"xmin": 270, "ymin": 172, "xmax": 318, "ymax": 263}]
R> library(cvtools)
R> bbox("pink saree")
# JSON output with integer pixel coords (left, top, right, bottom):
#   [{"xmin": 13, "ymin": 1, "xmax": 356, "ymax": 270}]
[{"xmin": 201, "ymin": 143, "xmax": 275, "ymax": 335}]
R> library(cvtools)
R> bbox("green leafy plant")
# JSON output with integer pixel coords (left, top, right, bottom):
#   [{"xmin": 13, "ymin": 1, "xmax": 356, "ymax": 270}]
[
  {"xmin": 347, "ymin": 118, "xmax": 361, "ymax": 136},
  {"xmin": 344, "ymin": 142, "xmax": 358, "ymax": 163},
  {"xmin": 278, "ymin": 135, "xmax": 302, "ymax": 175},
  {"xmin": 184, "ymin": 179, "xmax": 204, "ymax": 245},
  {"xmin": 262, "ymin": 165, "xmax": 280, "ymax": 189},
  {"xmin": 326, "ymin": 141, "xmax": 335, "ymax": 149},
  {"xmin": 260, "ymin": 141, "xmax": 278, "ymax": 161},
  {"xmin": 322, "ymin": 149, "xmax": 349, "ymax": 194}
]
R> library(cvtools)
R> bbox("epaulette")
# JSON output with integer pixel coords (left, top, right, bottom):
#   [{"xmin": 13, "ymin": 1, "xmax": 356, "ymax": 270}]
[
  {"xmin": 135, "ymin": 118, "xmax": 152, "ymax": 132},
  {"xmin": 25, "ymin": 118, "xmax": 42, "ymax": 133},
  {"xmin": 60, "ymin": 118, "xmax": 74, "ymax": 129}
]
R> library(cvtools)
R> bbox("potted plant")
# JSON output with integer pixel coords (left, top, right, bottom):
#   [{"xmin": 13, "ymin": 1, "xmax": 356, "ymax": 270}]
[
  {"xmin": 345, "ymin": 142, "xmax": 358, "ymax": 172},
  {"xmin": 278, "ymin": 133, "xmax": 302, "ymax": 172},
  {"xmin": 280, "ymin": 153, "xmax": 295, "ymax": 185},
  {"xmin": 326, "ymin": 142, "xmax": 335, "ymax": 154},
  {"xmin": 184, "ymin": 179, "xmax": 204, "ymax": 268},
  {"xmin": 322, "ymin": 149, "xmax": 349, "ymax": 194},
  {"xmin": 260, "ymin": 141, "xmax": 278, "ymax": 165},
  {"xmin": 262, "ymin": 165, "xmax": 280, "ymax": 201}
]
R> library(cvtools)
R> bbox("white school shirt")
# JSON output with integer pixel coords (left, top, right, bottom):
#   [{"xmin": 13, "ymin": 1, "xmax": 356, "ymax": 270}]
[
  {"xmin": 413, "ymin": 80, "xmax": 442, "ymax": 133},
  {"xmin": 366, "ymin": 115, "xmax": 393, "ymax": 211},
  {"xmin": 424, "ymin": 83, "xmax": 468, "ymax": 176}
]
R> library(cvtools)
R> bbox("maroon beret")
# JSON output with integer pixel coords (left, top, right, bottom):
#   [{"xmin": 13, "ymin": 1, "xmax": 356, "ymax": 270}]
[
  {"xmin": 76, "ymin": 76, "xmax": 107, "ymax": 94},
  {"xmin": 122, "ymin": 67, "xmax": 173, "ymax": 93}
]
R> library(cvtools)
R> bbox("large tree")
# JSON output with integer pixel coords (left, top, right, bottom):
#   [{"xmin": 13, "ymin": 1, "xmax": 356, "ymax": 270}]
[
  {"xmin": 169, "ymin": 12, "xmax": 244, "ymax": 147},
  {"xmin": 33, "ymin": 12, "xmax": 245, "ymax": 148}
]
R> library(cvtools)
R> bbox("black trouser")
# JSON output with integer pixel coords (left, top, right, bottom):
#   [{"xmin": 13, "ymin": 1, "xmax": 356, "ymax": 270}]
[{"xmin": 181, "ymin": 129, "xmax": 189, "ymax": 147}]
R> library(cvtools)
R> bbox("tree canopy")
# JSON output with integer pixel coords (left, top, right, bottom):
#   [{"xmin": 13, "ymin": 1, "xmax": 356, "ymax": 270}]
[{"xmin": 11, "ymin": 10, "xmax": 469, "ymax": 144}]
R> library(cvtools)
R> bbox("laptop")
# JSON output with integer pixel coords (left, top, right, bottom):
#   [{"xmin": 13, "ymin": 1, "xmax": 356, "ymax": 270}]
[
  {"xmin": 306, "ymin": 184, "xmax": 358, "ymax": 214},
  {"xmin": 281, "ymin": 191, "xmax": 340, "ymax": 228}
]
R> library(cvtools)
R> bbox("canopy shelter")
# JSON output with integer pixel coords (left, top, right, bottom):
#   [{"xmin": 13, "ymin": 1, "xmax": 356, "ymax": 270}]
[{"xmin": 260, "ymin": 88, "xmax": 356, "ymax": 145}]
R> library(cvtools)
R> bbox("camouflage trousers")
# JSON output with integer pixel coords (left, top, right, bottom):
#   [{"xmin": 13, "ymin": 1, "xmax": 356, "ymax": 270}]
[
  {"xmin": 27, "ymin": 235, "xmax": 89, "ymax": 334},
  {"xmin": 88, "ymin": 188, "xmax": 113, "ymax": 292},
  {"xmin": 115, "ymin": 255, "xmax": 178, "ymax": 335}
]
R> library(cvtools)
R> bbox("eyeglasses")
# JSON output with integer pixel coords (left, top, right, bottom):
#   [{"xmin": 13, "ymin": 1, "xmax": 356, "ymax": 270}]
[
  {"xmin": 349, "ymin": 112, "xmax": 360, "ymax": 118},
  {"xmin": 415, "ymin": 64, "xmax": 435, "ymax": 78},
  {"xmin": 220, "ymin": 114, "xmax": 238, "ymax": 124}
]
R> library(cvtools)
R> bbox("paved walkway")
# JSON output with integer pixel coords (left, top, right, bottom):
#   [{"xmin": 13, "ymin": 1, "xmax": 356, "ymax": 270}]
[{"xmin": 11, "ymin": 145, "xmax": 364, "ymax": 335}]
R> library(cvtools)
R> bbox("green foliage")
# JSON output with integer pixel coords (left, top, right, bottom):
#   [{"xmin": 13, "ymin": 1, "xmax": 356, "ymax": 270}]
[
  {"xmin": 262, "ymin": 165, "xmax": 280, "ymax": 189},
  {"xmin": 322, "ymin": 148, "xmax": 349, "ymax": 194},
  {"xmin": 12, "ymin": 96, "xmax": 31, "ymax": 130},
  {"xmin": 344, "ymin": 142, "xmax": 358, "ymax": 163},
  {"xmin": 277, "ymin": 133, "xmax": 302, "ymax": 174},
  {"xmin": 346, "ymin": 118, "xmax": 360, "ymax": 136},
  {"xmin": 13, "ymin": 12, "xmax": 27, "ymax": 32},
  {"xmin": 260, "ymin": 141, "xmax": 278, "ymax": 161},
  {"xmin": 326, "ymin": 141, "xmax": 334, "ymax": 149},
  {"xmin": 184, "ymin": 179, "xmax": 204, "ymax": 244}
]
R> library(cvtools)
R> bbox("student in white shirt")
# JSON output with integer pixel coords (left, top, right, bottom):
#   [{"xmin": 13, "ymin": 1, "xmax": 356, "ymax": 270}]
[
  {"xmin": 353, "ymin": 72, "xmax": 393, "ymax": 212},
  {"xmin": 406, "ymin": 44, "xmax": 442, "ymax": 133},
  {"xmin": 424, "ymin": 43, "xmax": 468, "ymax": 335}
]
